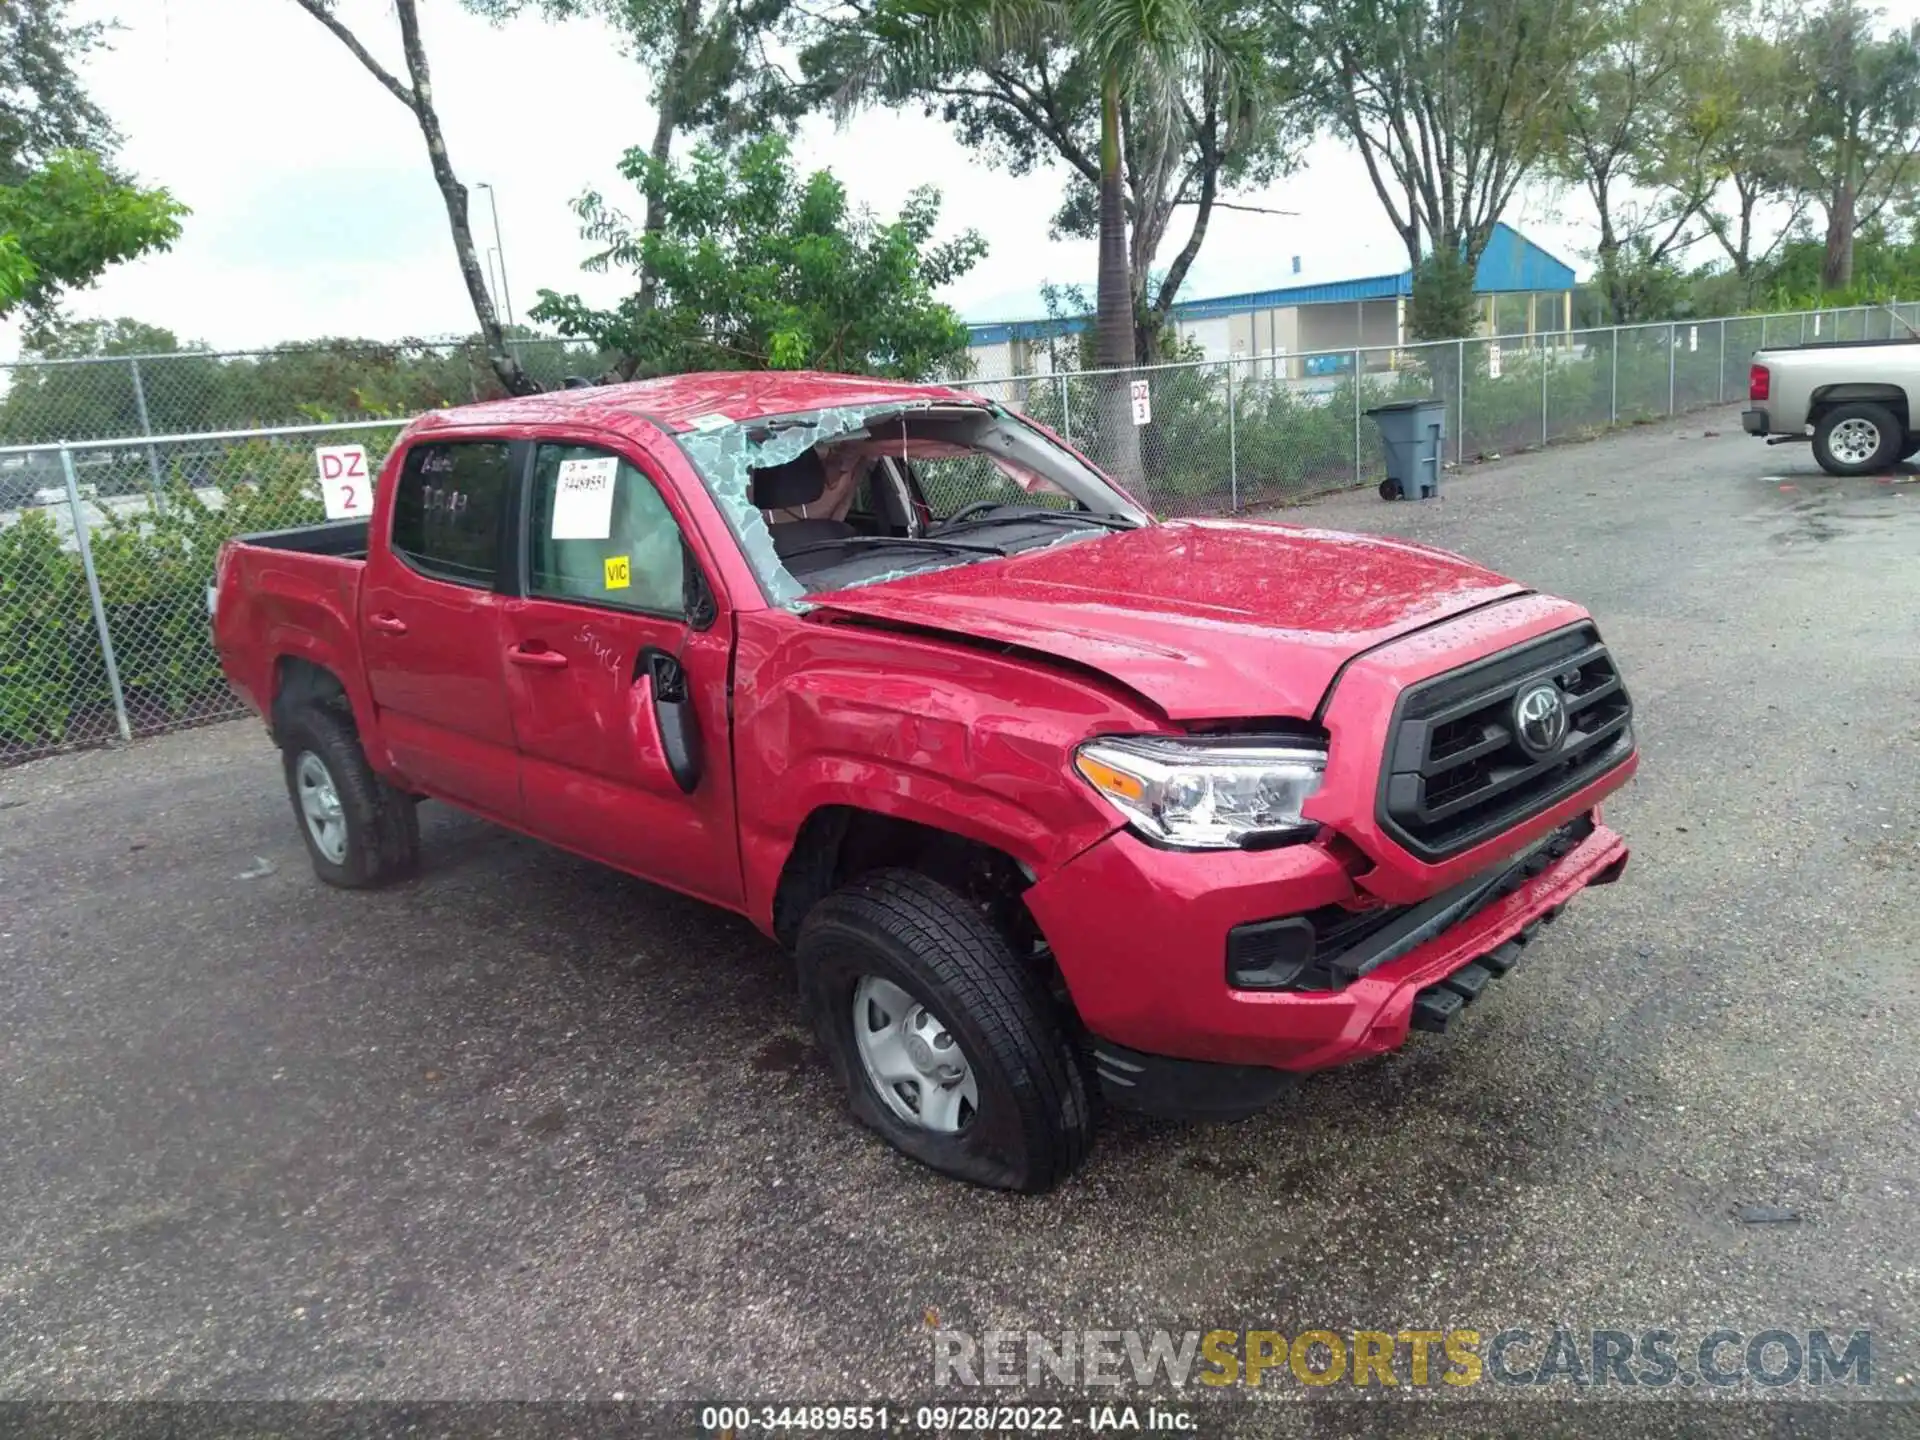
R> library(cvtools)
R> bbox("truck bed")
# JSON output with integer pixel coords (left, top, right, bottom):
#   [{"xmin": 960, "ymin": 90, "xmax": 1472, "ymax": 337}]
[
  {"xmin": 1754, "ymin": 337, "xmax": 1920, "ymax": 354},
  {"xmin": 236, "ymin": 518, "xmax": 370, "ymax": 560}
]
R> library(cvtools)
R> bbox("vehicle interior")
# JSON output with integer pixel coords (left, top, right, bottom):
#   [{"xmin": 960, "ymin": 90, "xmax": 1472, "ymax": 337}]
[{"xmin": 743, "ymin": 408, "xmax": 1145, "ymax": 593}]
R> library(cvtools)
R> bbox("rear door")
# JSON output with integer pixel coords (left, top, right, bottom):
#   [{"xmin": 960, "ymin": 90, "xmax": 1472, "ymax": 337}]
[
  {"xmin": 496, "ymin": 439, "xmax": 743, "ymax": 909},
  {"xmin": 360, "ymin": 436, "xmax": 524, "ymax": 821}
]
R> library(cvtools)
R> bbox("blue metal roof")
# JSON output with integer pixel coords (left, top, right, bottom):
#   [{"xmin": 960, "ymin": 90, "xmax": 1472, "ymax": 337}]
[
  {"xmin": 966, "ymin": 223, "xmax": 1577, "ymax": 344},
  {"xmin": 1170, "ymin": 271, "xmax": 1409, "ymax": 320}
]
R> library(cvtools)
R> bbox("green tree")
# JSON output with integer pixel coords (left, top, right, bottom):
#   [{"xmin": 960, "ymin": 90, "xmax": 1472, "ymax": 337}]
[
  {"xmin": 833, "ymin": 0, "xmax": 1268, "ymax": 474},
  {"xmin": 1, "ymin": 0, "xmax": 115, "ymax": 186},
  {"xmin": 471, "ymin": 0, "xmax": 826, "ymax": 325},
  {"xmin": 816, "ymin": 0, "xmax": 1305, "ymax": 367},
  {"xmin": 1551, "ymin": 0, "xmax": 1725, "ymax": 321},
  {"xmin": 1, "ymin": 3, "xmax": 185, "ymax": 325},
  {"xmin": 1785, "ymin": 0, "xmax": 1920, "ymax": 291},
  {"xmin": 1302, "ymin": 0, "xmax": 1601, "ymax": 339},
  {"xmin": 0, "ymin": 151, "xmax": 186, "ymax": 322},
  {"xmin": 1698, "ymin": 23, "xmax": 1809, "ymax": 293},
  {"xmin": 531, "ymin": 133, "xmax": 985, "ymax": 379},
  {"xmin": 290, "ymin": 0, "xmax": 537, "ymax": 395}
]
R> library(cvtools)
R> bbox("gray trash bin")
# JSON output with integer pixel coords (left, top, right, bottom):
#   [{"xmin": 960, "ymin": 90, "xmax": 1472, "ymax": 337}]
[{"xmin": 1366, "ymin": 399, "xmax": 1447, "ymax": 500}]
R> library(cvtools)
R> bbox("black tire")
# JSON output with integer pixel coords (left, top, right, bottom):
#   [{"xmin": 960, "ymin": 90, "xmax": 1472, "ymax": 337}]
[
  {"xmin": 796, "ymin": 869, "xmax": 1094, "ymax": 1192},
  {"xmin": 279, "ymin": 705, "xmax": 420, "ymax": 889},
  {"xmin": 1378, "ymin": 478, "xmax": 1402, "ymax": 501},
  {"xmin": 1812, "ymin": 402, "xmax": 1902, "ymax": 476}
]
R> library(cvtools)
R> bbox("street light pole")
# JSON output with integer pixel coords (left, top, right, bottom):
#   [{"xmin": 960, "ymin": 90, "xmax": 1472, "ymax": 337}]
[{"xmin": 475, "ymin": 182, "xmax": 514, "ymax": 331}]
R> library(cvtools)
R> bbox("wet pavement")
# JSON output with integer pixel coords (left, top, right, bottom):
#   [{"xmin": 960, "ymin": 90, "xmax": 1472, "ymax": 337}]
[{"xmin": 2, "ymin": 410, "xmax": 1917, "ymax": 1434}]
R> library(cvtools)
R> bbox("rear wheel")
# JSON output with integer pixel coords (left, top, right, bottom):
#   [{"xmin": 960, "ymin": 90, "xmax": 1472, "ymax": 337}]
[
  {"xmin": 1812, "ymin": 402, "xmax": 1902, "ymax": 475},
  {"xmin": 279, "ymin": 706, "xmax": 419, "ymax": 888},
  {"xmin": 797, "ymin": 869, "xmax": 1094, "ymax": 1192}
]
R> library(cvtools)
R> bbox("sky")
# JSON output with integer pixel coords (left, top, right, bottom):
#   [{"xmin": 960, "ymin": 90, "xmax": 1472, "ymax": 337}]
[{"xmin": 7, "ymin": 0, "xmax": 1919, "ymax": 360}]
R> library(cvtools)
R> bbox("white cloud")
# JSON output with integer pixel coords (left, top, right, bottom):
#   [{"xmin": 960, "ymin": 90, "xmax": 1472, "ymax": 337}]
[{"xmin": 5, "ymin": 0, "xmax": 1917, "ymax": 359}]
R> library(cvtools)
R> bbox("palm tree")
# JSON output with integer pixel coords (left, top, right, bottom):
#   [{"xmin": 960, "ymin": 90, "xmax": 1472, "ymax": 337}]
[{"xmin": 840, "ymin": 0, "xmax": 1250, "ymax": 475}]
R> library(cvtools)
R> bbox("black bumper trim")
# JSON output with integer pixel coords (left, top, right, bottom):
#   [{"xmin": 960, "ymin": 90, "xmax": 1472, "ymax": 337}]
[{"xmin": 1088, "ymin": 1039, "xmax": 1299, "ymax": 1122}]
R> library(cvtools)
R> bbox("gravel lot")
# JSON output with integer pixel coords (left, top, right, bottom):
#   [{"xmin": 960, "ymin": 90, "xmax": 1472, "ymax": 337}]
[{"xmin": 3, "ymin": 409, "xmax": 1918, "ymax": 1432}]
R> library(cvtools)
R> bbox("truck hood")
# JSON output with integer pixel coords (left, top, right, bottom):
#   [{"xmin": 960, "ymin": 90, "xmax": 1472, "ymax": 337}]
[{"xmin": 805, "ymin": 518, "xmax": 1526, "ymax": 720}]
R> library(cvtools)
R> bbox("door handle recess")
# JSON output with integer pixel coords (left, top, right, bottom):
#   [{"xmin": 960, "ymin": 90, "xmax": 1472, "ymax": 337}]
[
  {"xmin": 507, "ymin": 644, "xmax": 568, "ymax": 669},
  {"xmin": 368, "ymin": 613, "xmax": 409, "ymax": 635}
]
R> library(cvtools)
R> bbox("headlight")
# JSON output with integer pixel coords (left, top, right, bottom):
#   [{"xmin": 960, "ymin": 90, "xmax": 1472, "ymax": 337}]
[{"xmin": 1073, "ymin": 735, "xmax": 1327, "ymax": 850}]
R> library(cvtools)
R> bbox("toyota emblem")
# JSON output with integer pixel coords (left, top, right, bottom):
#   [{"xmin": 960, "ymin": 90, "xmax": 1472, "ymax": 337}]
[{"xmin": 1513, "ymin": 683, "xmax": 1569, "ymax": 756}]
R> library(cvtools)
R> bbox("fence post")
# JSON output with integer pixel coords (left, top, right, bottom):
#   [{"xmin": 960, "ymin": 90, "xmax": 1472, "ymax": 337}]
[
  {"xmin": 1456, "ymin": 338, "xmax": 1466, "ymax": 465},
  {"xmin": 62, "ymin": 443, "xmax": 132, "ymax": 744},
  {"xmin": 129, "ymin": 357, "xmax": 165, "ymax": 508},
  {"xmin": 1760, "ymin": 314, "xmax": 1767, "ymax": 350},
  {"xmin": 1352, "ymin": 349, "xmax": 1363, "ymax": 485},
  {"xmin": 1226, "ymin": 359, "xmax": 1238, "ymax": 512},
  {"xmin": 1060, "ymin": 372, "xmax": 1073, "ymax": 446},
  {"xmin": 1540, "ymin": 335, "xmax": 1549, "ymax": 446},
  {"xmin": 1609, "ymin": 328, "xmax": 1618, "ymax": 426},
  {"xmin": 1667, "ymin": 324, "xmax": 1677, "ymax": 416}
]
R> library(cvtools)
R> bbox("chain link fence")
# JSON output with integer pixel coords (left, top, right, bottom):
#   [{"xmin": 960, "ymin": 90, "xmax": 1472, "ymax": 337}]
[
  {"xmin": 2, "ymin": 300, "xmax": 1915, "ymax": 765},
  {"xmin": 967, "ymin": 301, "xmax": 1918, "ymax": 515},
  {"xmin": 1, "ymin": 421, "xmax": 403, "ymax": 764},
  {"xmin": 0, "ymin": 337, "xmax": 617, "ymax": 447}
]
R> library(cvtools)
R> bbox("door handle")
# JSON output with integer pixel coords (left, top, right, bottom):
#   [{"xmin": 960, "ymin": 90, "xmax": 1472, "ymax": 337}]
[
  {"xmin": 507, "ymin": 643, "xmax": 568, "ymax": 669},
  {"xmin": 368, "ymin": 612, "xmax": 409, "ymax": 635}
]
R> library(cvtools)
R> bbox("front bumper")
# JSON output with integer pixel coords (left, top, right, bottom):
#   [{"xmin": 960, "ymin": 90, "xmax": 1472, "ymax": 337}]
[
  {"xmin": 1742, "ymin": 408, "xmax": 1770, "ymax": 435},
  {"xmin": 1025, "ymin": 814, "xmax": 1629, "ymax": 1105}
]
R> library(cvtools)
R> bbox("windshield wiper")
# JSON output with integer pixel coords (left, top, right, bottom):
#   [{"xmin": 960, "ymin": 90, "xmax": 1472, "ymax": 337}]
[
  {"xmin": 778, "ymin": 534, "xmax": 1008, "ymax": 562},
  {"xmin": 935, "ymin": 505, "xmax": 1137, "ymax": 534}
]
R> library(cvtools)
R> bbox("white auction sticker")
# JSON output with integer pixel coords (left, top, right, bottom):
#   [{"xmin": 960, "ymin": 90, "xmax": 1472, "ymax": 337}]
[
  {"xmin": 550, "ymin": 455, "xmax": 619, "ymax": 539},
  {"xmin": 315, "ymin": 445, "xmax": 372, "ymax": 520}
]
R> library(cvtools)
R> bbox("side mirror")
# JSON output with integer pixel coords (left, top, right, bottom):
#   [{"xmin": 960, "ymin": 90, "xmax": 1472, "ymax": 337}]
[{"xmin": 627, "ymin": 648, "xmax": 702, "ymax": 796}]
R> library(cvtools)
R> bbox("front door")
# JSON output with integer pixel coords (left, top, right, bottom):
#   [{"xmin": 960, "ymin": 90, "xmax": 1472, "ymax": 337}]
[
  {"xmin": 497, "ymin": 440, "xmax": 742, "ymax": 909},
  {"xmin": 360, "ymin": 436, "xmax": 523, "ymax": 821}
]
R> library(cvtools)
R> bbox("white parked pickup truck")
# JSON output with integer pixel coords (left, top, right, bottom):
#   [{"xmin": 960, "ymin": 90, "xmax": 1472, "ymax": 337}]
[{"xmin": 1743, "ymin": 337, "xmax": 1920, "ymax": 475}]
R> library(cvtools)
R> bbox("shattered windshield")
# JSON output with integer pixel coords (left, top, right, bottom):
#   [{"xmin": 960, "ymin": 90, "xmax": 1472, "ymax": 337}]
[{"xmin": 674, "ymin": 401, "xmax": 1150, "ymax": 605}]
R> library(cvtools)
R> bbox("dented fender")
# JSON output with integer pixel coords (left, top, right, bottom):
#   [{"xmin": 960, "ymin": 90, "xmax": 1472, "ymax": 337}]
[{"xmin": 729, "ymin": 608, "xmax": 1155, "ymax": 934}]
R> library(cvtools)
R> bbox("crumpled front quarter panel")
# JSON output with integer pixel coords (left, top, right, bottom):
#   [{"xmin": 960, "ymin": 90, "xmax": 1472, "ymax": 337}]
[{"xmin": 730, "ymin": 610, "xmax": 1160, "ymax": 934}]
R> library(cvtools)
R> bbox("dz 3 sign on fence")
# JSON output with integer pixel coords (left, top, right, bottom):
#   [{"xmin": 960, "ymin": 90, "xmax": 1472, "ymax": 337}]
[
  {"xmin": 315, "ymin": 445, "xmax": 372, "ymax": 520},
  {"xmin": 1130, "ymin": 379, "xmax": 1152, "ymax": 427}
]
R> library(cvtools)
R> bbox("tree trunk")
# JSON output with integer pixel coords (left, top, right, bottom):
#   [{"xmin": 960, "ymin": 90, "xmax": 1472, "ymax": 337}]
[
  {"xmin": 637, "ymin": 0, "xmax": 702, "ymax": 321},
  {"xmin": 393, "ymin": 0, "xmax": 534, "ymax": 396},
  {"xmin": 1093, "ymin": 72, "xmax": 1141, "ymax": 486},
  {"xmin": 1822, "ymin": 179, "xmax": 1855, "ymax": 292}
]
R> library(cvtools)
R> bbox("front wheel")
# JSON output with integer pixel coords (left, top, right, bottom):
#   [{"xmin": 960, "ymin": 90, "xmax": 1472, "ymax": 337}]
[
  {"xmin": 1812, "ymin": 402, "xmax": 1902, "ymax": 476},
  {"xmin": 279, "ymin": 706, "xmax": 419, "ymax": 888},
  {"xmin": 797, "ymin": 869, "xmax": 1094, "ymax": 1192}
]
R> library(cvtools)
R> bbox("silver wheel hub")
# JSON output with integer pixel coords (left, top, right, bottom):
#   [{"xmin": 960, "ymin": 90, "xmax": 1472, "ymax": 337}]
[
  {"xmin": 295, "ymin": 751, "xmax": 348, "ymax": 865},
  {"xmin": 1830, "ymin": 417, "xmax": 1881, "ymax": 465},
  {"xmin": 852, "ymin": 976, "xmax": 978, "ymax": 1133}
]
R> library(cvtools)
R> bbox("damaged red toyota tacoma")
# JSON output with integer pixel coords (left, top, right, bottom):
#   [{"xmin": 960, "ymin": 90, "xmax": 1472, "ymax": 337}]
[{"xmin": 211, "ymin": 372, "xmax": 1637, "ymax": 1191}]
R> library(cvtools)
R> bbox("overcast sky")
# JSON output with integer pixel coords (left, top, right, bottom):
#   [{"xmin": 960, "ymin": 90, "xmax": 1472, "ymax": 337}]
[{"xmin": 7, "ymin": 0, "xmax": 1918, "ymax": 360}]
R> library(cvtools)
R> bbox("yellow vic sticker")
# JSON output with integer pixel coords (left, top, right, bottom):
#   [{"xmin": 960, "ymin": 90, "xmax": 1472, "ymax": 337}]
[{"xmin": 603, "ymin": 555, "xmax": 631, "ymax": 590}]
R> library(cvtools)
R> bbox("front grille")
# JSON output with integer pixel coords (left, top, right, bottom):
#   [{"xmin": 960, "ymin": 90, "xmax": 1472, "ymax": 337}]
[
  {"xmin": 1228, "ymin": 815, "xmax": 1597, "ymax": 992},
  {"xmin": 1379, "ymin": 625, "xmax": 1632, "ymax": 859}
]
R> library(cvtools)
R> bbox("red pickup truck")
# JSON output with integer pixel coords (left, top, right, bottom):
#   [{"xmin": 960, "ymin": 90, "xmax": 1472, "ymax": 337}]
[{"xmin": 212, "ymin": 372, "xmax": 1637, "ymax": 1191}]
